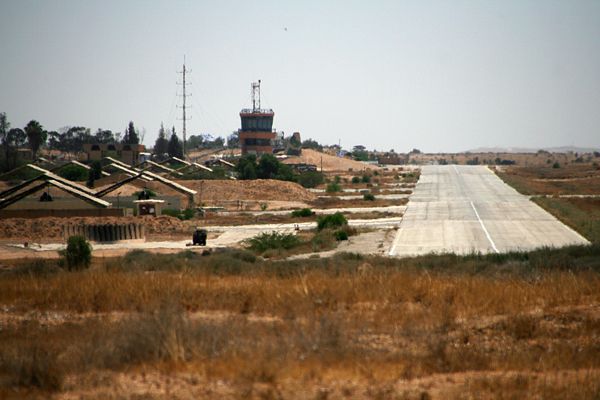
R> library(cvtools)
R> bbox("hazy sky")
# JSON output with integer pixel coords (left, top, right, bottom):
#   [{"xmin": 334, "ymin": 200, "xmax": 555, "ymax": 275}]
[{"xmin": 1, "ymin": 0, "xmax": 599, "ymax": 152}]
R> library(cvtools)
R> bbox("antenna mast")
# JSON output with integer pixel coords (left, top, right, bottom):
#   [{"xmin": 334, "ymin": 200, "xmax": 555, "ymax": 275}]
[
  {"xmin": 251, "ymin": 80, "xmax": 261, "ymax": 112},
  {"xmin": 177, "ymin": 56, "xmax": 191, "ymax": 157}
]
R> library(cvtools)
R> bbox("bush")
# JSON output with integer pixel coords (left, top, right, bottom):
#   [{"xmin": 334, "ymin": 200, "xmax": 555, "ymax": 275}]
[
  {"xmin": 334, "ymin": 230, "xmax": 349, "ymax": 241},
  {"xmin": 317, "ymin": 212, "xmax": 348, "ymax": 231},
  {"xmin": 297, "ymin": 171, "xmax": 324, "ymax": 188},
  {"xmin": 61, "ymin": 236, "xmax": 92, "ymax": 271},
  {"xmin": 291, "ymin": 208, "xmax": 314, "ymax": 218},
  {"xmin": 351, "ymin": 176, "xmax": 360, "ymax": 184},
  {"xmin": 58, "ymin": 164, "xmax": 88, "ymax": 181},
  {"xmin": 333, "ymin": 175, "xmax": 341, "ymax": 184},
  {"xmin": 310, "ymin": 230, "xmax": 336, "ymax": 251},
  {"xmin": 162, "ymin": 208, "xmax": 195, "ymax": 220},
  {"xmin": 363, "ymin": 193, "xmax": 375, "ymax": 201},
  {"xmin": 246, "ymin": 231, "xmax": 301, "ymax": 253},
  {"xmin": 361, "ymin": 175, "xmax": 371, "ymax": 183},
  {"xmin": 552, "ymin": 162, "xmax": 561, "ymax": 169},
  {"xmin": 326, "ymin": 182, "xmax": 341, "ymax": 193}
]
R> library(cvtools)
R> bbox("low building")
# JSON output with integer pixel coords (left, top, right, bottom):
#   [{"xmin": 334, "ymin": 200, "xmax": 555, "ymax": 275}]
[{"xmin": 82, "ymin": 143, "xmax": 146, "ymax": 165}]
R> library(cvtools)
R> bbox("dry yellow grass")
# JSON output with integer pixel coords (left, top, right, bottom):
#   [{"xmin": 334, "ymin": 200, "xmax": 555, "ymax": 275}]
[{"xmin": 1, "ymin": 250, "xmax": 600, "ymax": 398}]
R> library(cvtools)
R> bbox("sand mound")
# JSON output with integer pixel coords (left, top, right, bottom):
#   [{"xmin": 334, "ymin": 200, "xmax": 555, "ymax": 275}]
[
  {"xmin": 174, "ymin": 179, "xmax": 316, "ymax": 202},
  {"xmin": 0, "ymin": 216, "xmax": 188, "ymax": 242},
  {"xmin": 283, "ymin": 149, "xmax": 376, "ymax": 172},
  {"xmin": 95, "ymin": 183, "xmax": 142, "ymax": 197}
]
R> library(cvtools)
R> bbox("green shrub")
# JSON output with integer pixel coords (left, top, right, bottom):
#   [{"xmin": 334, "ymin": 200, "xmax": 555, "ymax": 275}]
[
  {"xmin": 361, "ymin": 175, "xmax": 371, "ymax": 183},
  {"xmin": 552, "ymin": 162, "xmax": 561, "ymax": 169},
  {"xmin": 333, "ymin": 175, "xmax": 341, "ymax": 184},
  {"xmin": 61, "ymin": 236, "xmax": 92, "ymax": 271},
  {"xmin": 58, "ymin": 164, "xmax": 88, "ymax": 181},
  {"xmin": 351, "ymin": 176, "xmax": 360, "ymax": 184},
  {"xmin": 317, "ymin": 212, "xmax": 348, "ymax": 231},
  {"xmin": 326, "ymin": 182, "xmax": 342, "ymax": 193},
  {"xmin": 363, "ymin": 193, "xmax": 375, "ymax": 201},
  {"xmin": 246, "ymin": 231, "xmax": 301, "ymax": 253},
  {"xmin": 297, "ymin": 171, "xmax": 324, "ymax": 188},
  {"xmin": 162, "ymin": 208, "xmax": 195, "ymax": 220},
  {"xmin": 291, "ymin": 208, "xmax": 314, "ymax": 218},
  {"xmin": 334, "ymin": 230, "xmax": 349, "ymax": 241}
]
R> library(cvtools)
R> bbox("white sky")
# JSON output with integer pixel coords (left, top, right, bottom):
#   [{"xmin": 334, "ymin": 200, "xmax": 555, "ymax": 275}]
[{"xmin": 1, "ymin": 0, "xmax": 599, "ymax": 152}]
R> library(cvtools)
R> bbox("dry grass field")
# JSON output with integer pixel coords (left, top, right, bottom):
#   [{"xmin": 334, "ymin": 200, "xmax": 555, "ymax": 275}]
[
  {"xmin": 494, "ymin": 164, "xmax": 600, "ymax": 244},
  {"xmin": 495, "ymin": 164, "xmax": 600, "ymax": 196},
  {"xmin": 1, "ymin": 247, "xmax": 600, "ymax": 399}
]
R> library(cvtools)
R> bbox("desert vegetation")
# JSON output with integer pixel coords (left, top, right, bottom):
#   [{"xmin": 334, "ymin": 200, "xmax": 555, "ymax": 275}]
[{"xmin": 1, "ymin": 246, "xmax": 600, "ymax": 398}]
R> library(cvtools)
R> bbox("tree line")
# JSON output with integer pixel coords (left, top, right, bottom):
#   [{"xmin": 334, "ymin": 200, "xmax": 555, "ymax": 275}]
[{"xmin": 0, "ymin": 112, "xmax": 231, "ymax": 172}]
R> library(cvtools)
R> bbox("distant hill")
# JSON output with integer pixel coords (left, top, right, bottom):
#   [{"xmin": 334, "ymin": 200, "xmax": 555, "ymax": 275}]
[{"xmin": 466, "ymin": 146, "xmax": 600, "ymax": 154}]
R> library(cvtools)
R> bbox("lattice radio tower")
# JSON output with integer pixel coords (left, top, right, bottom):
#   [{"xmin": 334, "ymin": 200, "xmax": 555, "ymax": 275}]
[
  {"xmin": 177, "ymin": 56, "xmax": 191, "ymax": 157},
  {"xmin": 252, "ymin": 80, "xmax": 261, "ymax": 111}
]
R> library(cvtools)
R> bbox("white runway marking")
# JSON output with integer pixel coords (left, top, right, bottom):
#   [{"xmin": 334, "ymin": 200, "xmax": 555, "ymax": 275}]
[{"xmin": 470, "ymin": 200, "xmax": 499, "ymax": 253}]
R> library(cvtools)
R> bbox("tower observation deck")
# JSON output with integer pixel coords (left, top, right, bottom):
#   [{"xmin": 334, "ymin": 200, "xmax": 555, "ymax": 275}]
[{"xmin": 239, "ymin": 80, "xmax": 276, "ymax": 155}]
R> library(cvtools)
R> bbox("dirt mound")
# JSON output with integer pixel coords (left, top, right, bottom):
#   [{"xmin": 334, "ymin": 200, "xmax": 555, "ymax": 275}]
[
  {"xmin": 174, "ymin": 179, "xmax": 316, "ymax": 202},
  {"xmin": 0, "ymin": 215, "xmax": 188, "ymax": 242},
  {"xmin": 95, "ymin": 183, "xmax": 142, "ymax": 197},
  {"xmin": 283, "ymin": 149, "xmax": 376, "ymax": 172}
]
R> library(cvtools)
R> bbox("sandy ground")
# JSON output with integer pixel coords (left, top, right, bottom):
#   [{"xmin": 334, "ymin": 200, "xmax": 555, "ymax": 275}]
[
  {"xmin": 287, "ymin": 229, "xmax": 397, "ymax": 260},
  {"xmin": 0, "ymin": 217, "xmax": 404, "ymax": 261},
  {"xmin": 282, "ymin": 149, "xmax": 376, "ymax": 172}
]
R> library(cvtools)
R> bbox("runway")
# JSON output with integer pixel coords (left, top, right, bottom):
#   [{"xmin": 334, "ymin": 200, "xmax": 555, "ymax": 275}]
[{"xmin": 389, "ymin": 165, "xmax": 589, "ymax": 256}]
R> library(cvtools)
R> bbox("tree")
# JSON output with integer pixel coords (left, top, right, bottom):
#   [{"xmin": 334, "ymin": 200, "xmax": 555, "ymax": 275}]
[
  {"xmin": 167, "ymin": 127, "xmax": 183, "ymax": 158},
  {"xmin": 153, "ymin": 123, "xmax": 169, "ymax": 157},
  {"xmin": 87, "ymin": 160, "xmax": 103, "ymax": 188},
  {"xmin": 0, "ymin": 113, "xmax": 9, "ymax": 170},
  {"xmin": 61, "ymin": 236, "xmax": 92, "ymax": 271},
  {"xmin": 3, "ymin": 128, "xmax": 27, "ymax": 170},
  {"xmin": 122, "ymin": 121, "xmax": 139, "ymax": 144},
  {"xmin": 236, "ymin": 154, "xmax": 257, "ymax": 180},
  {"xmin": 227, "ymin": 131, "xmax": 239, "ymax": 148},
  {"xmin": 93, "ymin": 129, "xmax": 115, "ymax": 144},
  {"xmin": 301, "ymin": 139, "xmax": 322, "ymax": 151},
  {"xmin": 186, "ymin": 134, "xmax": 203, "ymax": 149},
  {"xmin": 257, "ymin": 153, "xmax": 280, "ymax": 179},
  {"xmin": 47, "ymin": 126, "xmax": 91, "ymax": 153},
  {"xmin": 25, "ymin": 120, "xmax": 47, "ymax": 159},
  {"xmin": 0, "ymin": 113, "xmax": 8, "ymax": 143}
]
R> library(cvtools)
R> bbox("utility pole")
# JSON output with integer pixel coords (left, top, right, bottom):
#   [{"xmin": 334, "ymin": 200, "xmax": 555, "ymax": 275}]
[{"xmin": 177, "ymin": 56, "xmax": 191, "ymax": 158}]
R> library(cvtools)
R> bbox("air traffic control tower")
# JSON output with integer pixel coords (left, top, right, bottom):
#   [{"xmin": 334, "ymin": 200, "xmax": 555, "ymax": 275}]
[{"xmin": 239, "ymin": 80, "xmax": 276, "ymax": 155}]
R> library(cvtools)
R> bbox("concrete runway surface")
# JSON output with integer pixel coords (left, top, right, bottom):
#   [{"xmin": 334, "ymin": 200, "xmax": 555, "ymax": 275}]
[{"xmin": 389, "ymin": 165, "xmax": 589, "ymax": 256}]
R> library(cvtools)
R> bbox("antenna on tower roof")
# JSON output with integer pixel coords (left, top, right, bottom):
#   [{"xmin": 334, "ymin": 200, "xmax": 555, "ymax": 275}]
[{"xmin": 251, "ymin": 80, "xmax": 261, "ymax": 112}]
